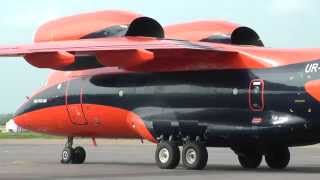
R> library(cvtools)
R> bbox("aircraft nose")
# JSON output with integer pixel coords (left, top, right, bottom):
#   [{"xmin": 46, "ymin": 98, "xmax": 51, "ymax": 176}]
[
  {"xmin": 13, "ymin": 100, "xmax": 33, "ymax": 130},
  {"xmin": 14, "ymin": 115, "xmax": 29, "ymax": 130},
  {"xmin": 305, "ymin": 80, "xmax": 320, "ymax": 101}
]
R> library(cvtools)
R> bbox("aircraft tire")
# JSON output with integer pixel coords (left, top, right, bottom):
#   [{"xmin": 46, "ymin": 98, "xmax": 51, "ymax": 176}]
[
  {"xmin": 265, "ymin": 147, "xmax": 290, "ymax": 169},
  {"xmin": 61, "ymin": 147, "xmax": 74, "ymax": 164},
  {"xmin": 72, "ymin": 146, "xmax": 86, "ymax": 164},
  {"xmin": 155, "ymin": 141, "xmax": 180, "ymax": 169},
  {"xmin": 238, "ymin": 151, "xmax": 262, "ymax": 169},
  {"xmin": 182, "ymin": 142, "xmax": 208, "ymax": 170}
]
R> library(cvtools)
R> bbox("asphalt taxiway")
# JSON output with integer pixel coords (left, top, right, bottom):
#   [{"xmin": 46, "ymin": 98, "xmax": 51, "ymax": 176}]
[{"xmin": 0, "ymin": 139, "xmax": 320, "ymax": 180}]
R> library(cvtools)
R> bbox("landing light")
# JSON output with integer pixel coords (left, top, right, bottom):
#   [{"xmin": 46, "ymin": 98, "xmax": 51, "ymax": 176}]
[{"xmin": 252, "ymin": 117, "xmax": 263, "ymax": 125}]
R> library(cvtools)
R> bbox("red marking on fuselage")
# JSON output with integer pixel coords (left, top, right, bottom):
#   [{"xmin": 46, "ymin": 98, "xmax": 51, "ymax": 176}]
[
  {"xmin": 305, "ymin": 80, "xmax": 320, "ymax": 102},
  {"xmin": 248, "ymin": 79, "xmax": 265, "ymax": 112}
]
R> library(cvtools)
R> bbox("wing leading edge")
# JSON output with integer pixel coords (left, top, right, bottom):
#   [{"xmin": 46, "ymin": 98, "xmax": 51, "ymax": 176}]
[{"xmin": 0, "ymin": 37, "xmax": 258, "ymax": 71}]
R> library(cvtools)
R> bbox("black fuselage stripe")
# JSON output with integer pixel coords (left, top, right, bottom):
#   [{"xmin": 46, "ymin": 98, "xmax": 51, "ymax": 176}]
[{"xmin": 15, "ymin": 60, "xmax": 320, "ymax": 122}]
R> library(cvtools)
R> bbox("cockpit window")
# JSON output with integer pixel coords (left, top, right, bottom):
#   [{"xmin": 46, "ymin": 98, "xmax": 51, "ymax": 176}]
[{"xmin": 81, "ymin": 25, "xmax": 129, "ymax": 39}]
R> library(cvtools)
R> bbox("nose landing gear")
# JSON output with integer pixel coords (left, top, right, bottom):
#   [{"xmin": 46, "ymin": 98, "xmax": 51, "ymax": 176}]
[{"xmin": 61, "ymin": 137, "xmax": 86, "ymax": 164}]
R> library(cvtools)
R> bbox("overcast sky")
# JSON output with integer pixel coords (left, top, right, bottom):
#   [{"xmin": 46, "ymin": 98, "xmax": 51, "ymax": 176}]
[{"xmin": 0, "ymin": 0, "xmax": 320, "ymax": 113}]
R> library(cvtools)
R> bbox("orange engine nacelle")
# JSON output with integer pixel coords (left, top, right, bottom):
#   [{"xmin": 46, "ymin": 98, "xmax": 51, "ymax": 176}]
[
  {"xmin": 34, "ymin": 10, "xmax": 141, "ymax": 42},
  {"xmin": 26, "ymin": 11, "xmax": 264, "ymax": 70},
  {"xmin": 165, "ymin": 21, "xmax": 239, "ymax": 41},
  {"xmin": 24, "ymin": 51, "xmax": 75, "ymax": 69},
  {"xmin": 25, "ymin": 10, "xmax": 141, "ymax": 69},
  {"xmin": 165, "ymin": 21, "xmax": 264, "ymax": 47}
]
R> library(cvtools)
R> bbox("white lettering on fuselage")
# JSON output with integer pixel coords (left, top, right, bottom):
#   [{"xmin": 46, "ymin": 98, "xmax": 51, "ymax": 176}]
[
  {"xmin": 33, "ymin": 99, "xmax": 48, "ymax": 104},
  {"xmin": 305, "ymin": 63, "xmax": 320, "ymax": 73}
]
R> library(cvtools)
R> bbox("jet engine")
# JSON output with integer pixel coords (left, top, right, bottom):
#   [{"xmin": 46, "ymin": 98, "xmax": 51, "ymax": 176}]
[
  {"xmin": 126, "ymin": 17, "xmax": 165, "ymax": 38},
  {"xmin": 34, "ymin": 10, "xmax": 141, "ymax": 42},
  {"xmin": 29, "ymin": 10, "xmax": 141, "ymax": 69},
  {"xmin": 165, "ymin": 21, "xmax": 264, "ymax": 47}
]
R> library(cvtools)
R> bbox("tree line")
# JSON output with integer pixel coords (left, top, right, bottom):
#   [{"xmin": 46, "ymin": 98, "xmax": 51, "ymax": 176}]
[{"xmin": 0, "ymin": 114, "xmax": 14, "ymax": 126}]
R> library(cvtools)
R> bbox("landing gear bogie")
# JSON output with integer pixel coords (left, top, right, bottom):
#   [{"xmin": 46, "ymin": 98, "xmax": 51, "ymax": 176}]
[{"xmin": 155, "ymin": 133, "xmax": 209, "ymax": 170}]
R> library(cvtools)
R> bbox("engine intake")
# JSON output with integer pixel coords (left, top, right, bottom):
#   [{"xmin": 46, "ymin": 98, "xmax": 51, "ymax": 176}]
[
  {"xmin": 200, "ymin": 25, "xmax": 264, "ymax": 47},
  {"xmin": 126, "ymin": 17, "xmax": 165, "ymax": 38},
  {"xmin": 231, "ymin": 27, "xmax": 264, "ymax": 47}
]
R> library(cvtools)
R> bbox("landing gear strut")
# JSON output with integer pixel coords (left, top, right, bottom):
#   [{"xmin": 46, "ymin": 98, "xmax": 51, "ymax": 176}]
[{"xmin": 61, "ymin": 137, "xmax": 86, "ymax": 164}]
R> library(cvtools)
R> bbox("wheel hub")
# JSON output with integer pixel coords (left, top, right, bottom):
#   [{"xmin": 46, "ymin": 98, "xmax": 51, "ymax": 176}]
[
  {"xmin": 186, "ymin": 148, "xmax": 197, "ymax": 164},
  {"xmin": 62, "ymin": 151, "xmax": 69, "ymax": 160},
  {"xmin": 159, "ymin": 148, "xmax": 170, "ymax": 163}
]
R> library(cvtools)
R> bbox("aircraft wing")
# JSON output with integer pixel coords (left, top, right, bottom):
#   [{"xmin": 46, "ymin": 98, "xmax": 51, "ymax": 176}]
[
  {"xmin": 0, "ymin": 37, "xmax": 247, "ymax": 71},
  {"xmin": 0, "ymin": 37, "xmax": 201, "ymax": 56}
]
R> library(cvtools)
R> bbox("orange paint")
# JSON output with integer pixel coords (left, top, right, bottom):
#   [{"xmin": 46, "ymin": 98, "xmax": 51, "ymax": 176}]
[
  {"xmin": 24, "ymin": 51, "xmax": 75, "ymax": 69},
  {"xmin": 305, "ymin": 80, "xmax": 320, "ymax": 102},
  {"xmin": 96, "ymin": 49, "xmax": 154, "ymax": 68},
  {"xmin": 15, "ymin": 104, "xmax": 156, "ymax": 143},
  {"xmin": 165, "ymin": 21, "xmax": 239, "ymax": 41},
  {"xmin": 35, "ymin": 10, "xmax": 141, "ymax": 42}
]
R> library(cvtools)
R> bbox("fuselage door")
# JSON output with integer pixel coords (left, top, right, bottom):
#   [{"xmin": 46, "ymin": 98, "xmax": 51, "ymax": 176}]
[
  {"xmin": 66, "ymin": 79, "xmax": 88, "ymax": 125},
  {"xmin": 249, "ymin": 79, "xmax": 264, "ymax": 111}
]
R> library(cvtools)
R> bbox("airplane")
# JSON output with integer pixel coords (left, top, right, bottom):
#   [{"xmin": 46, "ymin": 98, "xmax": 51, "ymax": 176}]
[{"xmin": 1, "ymin": 10, "xmax": 320, "ymax": 170}]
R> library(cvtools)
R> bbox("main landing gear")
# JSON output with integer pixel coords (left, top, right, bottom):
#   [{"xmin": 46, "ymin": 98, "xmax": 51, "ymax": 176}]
[
  {"xmin": 154, "ymin": 140, "xmax": 291, "ymax": 170},
  {"xmin": 181, "ymin": 142, "xmax": 208, "ymax": 170},
  {"xmin": 155, "ymin": 138, "xmax": 208, "ymax": 170},
  {"xmin": 61, "ymin": 137, "xmax": 86, "ymax": 164},
  {"xmin": 237, "ymin": 148, "xmax": 263, "ymax": 169},
  {"xmin": 155, "ymin": 141, "xmax": 180, "ymax": 169},
  {"xmin": 265, "ymin": 147, "xmax": 290, "ymax": 169},
  {"xmin": 235, "ymin": 146, "xmax": 290, "ymax": 170}
]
